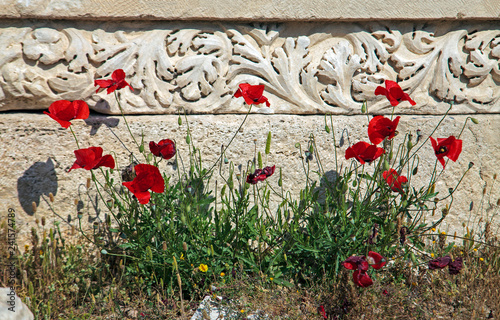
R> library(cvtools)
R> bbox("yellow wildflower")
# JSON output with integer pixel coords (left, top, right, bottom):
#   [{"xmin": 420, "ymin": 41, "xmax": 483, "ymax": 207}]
[
  {"xmin": 199, "ymin": 264, "xmax": 208, "ymax": 273},
  {"xmin": 220, "ymin": 272, "xmax": 225, "ymax": 277},
  {"xmin": 180, "ymin": 253, "xmax": 185, "ymax": 260}
]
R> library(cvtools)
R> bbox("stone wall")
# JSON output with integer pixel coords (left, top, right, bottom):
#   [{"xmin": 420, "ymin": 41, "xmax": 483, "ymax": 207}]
[{"xmin": 1, "ymin": 0, "xmax": 499, "ymax": 245}]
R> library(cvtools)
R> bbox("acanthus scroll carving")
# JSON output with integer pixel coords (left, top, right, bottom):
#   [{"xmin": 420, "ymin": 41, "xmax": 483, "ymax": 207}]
[{"xmin": 0, "ymin": 21, "xmax": 499, "ymax": 114}]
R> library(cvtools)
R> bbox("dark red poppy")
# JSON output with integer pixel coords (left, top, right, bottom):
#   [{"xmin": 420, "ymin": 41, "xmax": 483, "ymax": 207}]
[
  {"xmin": 382, "ymin": 169, "xmax": 408, "ymax": 193},
  {"xmin": 68, "ymin": 147, "xmax": 115, "ymax": 172},
  {"xmin": 95, "ymin": 69, "xmax": 134, "ymax": 94},
  {"xmin": 149, "ymin": 139, "xmax": 176, "ymax": 160},
  {"xmin": 448, "ymin": 257, "xmax": 463, "ymax": 275},
  {"xmin": 430, "ymin": 136, "xmax": 462, "ymax": 168},
  {"xmin": 345, "ymin": 141, "xmax": 385, "ymax": 164},
  {"xmin": 353, "ymin": 270, "xmax": 373, "ymax": 287},
  {"xmin": 44, "ymin": 100, "xmax": 89, "ymax": 129},
  {"xmin": 428, "ymin": 256, "xmax": 452, "ymax": 270},
  {"xmin": 246, "ymin": 165, "xmax": 275, "ymax": 184},
  {"xmin": 375, "ymin": 80, "xmax": 416, "ymax": 106},
  {"xmin": 318, "ymin": 305, "xmax": 327, "ymax": 319},
  {"xmin": 342, "ymin": 255, "xmax": 369, "ymax": 271},
  {"xmin": 234, "ymin": 83, "xmax": 270, "ymax": 107},
  {"xmin": 368, "ymin": 116, "xmax": 401, "ymax": 145},
  {"xmin": 122, "ymin": 164, "xmax": 165, "ymax": 204}
]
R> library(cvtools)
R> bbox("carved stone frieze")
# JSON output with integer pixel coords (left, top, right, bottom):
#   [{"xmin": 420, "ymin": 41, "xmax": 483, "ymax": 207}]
[{"xmin": 1, "ymin": 20, "xmax": 500, "ymax": 114}]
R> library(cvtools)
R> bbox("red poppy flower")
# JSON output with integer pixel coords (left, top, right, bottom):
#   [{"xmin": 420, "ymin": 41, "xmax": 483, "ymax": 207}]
[
  {"xmin": 234, "ymin": 83, "xmax": 270, "ymax": 107},
  {"xmin": 68, "ymin": 147, "xmax": 115, "ymax": 172},
  {"xmin": 44, "ymin": 100, "xmax": 89, "ymax": 129},
  {"xmin": 149, "ymin": 139, "xmax": 176, "ymax": 160},
  {"xmin": 430, "ymin": 136, "xmax": 462, "ymax": 168},
  {"xmin": 382, "ymin": 169, "xmax": 408, "ymax": 193},
  {"xmin": 318, "ymin": 305, "xmax": 327, "ymax": 319},
  {"xmin": 122, "ymin": 164, "xmax": 165, "ymax": 204},
  {"xmin": 368, "ymin": 116, "xmax": 401, "ymax": 145},
  {"xmin": 353, "ymin": 270, "xmax": 373, "ymax": 287},
  {"xmin": 95, "ymin": 69, "xmax": 134, "ymax": 94},
  {"xmin": 246, "ymin": 165, "xmax": 275, "ymax": 184},
  {"xmin": 375, "ymin": 80, "xmax": 416, "ymax": 106},
  {"xmin": 342, "ymin": 255, "xmax": 369, "ymax": 271},
  {"xmin": 345, "ymin": 141, "xmax": 385, "ymax": 164},
  {"xmin": 366, "ymin": 251, "xmax": 387, "ymax": 270}
]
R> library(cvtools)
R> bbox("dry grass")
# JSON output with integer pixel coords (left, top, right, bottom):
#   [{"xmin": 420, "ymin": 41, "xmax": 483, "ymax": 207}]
[{"xmin": 2, "ymin": 219, "xmax": 500, "ymax": 320}]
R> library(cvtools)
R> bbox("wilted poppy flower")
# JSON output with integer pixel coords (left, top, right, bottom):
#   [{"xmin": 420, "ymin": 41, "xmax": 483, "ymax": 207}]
[
  {"xmin": 122, "ymin": 164, "xmax": 165, "ymax": 204},
  {"xmin": 428, "ymin": 256, "xmax": 452, "ymax": 270},
  {"xmin": 342, "ymin": 255, "xmax": 369, "ymax": 271},
  {"xmin": 149, "ymin": 139, "xmax": 176, "ymax": 160},
  {"xmin": 246, "ymin": 165, "xmax": 275, "ymax": 184},
  {"xmin": 368, "ymin": 116, "xmax": 401, "ymax": 145},
  {"xmin": 375, "ymin": 80, "xmax": 416, "ymax": 106},
  {"xmin": 448, "ymin": 257, "xmax": 463, "ymax": 275},
  {"xmin": 342, "ymin": 251, "xmax": 386, "ymax": 287},
  {"xmin": 353, "ymin": 270, "xmax": 373, "ymax": 287},
  {"xmin": 68, "ymin": 147, "xmax": 115, "ymax": 172},
  {"xmin": 234, "ymin": 83, "xmax": 270, "ymax": 107},
  {"xmin": 430, "ymin": 136, "xmax": 462, "ymax": 168},
  {"xmin": 44, "ymin": 100, "xmax": 89, "ymax": 129},
  {"xmin": 428, "ymin": 255, "xmax": 463, "ymax": 274},
  {"xmin": 95, "ymin": 69, "xmax": 134, "ymax": 94},
  {"xmin": 345, "ymin": 141, "xmax": 385, "ymax": 164},
  {"xmin": 382, "ymin": 169, "xmax": 408, "ymax": 192}
]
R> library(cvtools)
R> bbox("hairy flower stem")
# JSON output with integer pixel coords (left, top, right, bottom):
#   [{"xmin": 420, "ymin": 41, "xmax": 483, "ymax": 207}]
[
  {"xmin": 204, "ymin": 105, "xmax": 253, "ymax": 180},
  {"xmin": 114, "ymin": 92, "xmax": 146, "ymax": 160},
  {"xmin": 69, "ymin": 126, "xmax": 81, "ymax": 149}
]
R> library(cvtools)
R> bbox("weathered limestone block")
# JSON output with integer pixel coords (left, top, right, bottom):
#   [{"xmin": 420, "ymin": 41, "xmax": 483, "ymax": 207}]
[
  {"xmin": 0, "ymin": 20, "xmax": 500, "ymax": 115},
  {"xmin": 0, "ymin": 0, "xmax": 499, "ymax": 20},
  {"xmin": 1, "ymin": 113, "xmax": 498, "ymax": 246}
]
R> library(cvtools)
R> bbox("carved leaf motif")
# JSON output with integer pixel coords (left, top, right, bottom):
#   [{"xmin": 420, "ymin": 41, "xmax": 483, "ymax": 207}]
[
  {"xmin": 63, "ymin": 28, "xmax": 93, "ymax": 73},
  {"xmin": 93, "ymin": 30, "xmax": 174, "ymax": 108},
  {"xmin": 347, "ymin": 31, "xmax": 390, "ymax": 73},
  {"xmin": 172, "ymin": 31, "xmax": 230, "ymax": 103},
  {"xmin": 393, "ymin": 30, "xmax": 467, "ymax": 102},
  {"xmin": 23, "ymin": 28, "xmax": 68, "ymax": 65},
  {"xmin": 317, "ymin": 40, "xmax": 362, "ymax": 110}
]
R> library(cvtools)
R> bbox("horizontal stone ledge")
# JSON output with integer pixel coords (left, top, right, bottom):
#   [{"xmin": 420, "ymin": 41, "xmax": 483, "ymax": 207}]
[
  {"xmin": 1, "ymin": 20, "xmax": 500, "ymax": 115},
  {"xmin": 0, "ymin": 0, "xmax": 499, "ymax": 21}
]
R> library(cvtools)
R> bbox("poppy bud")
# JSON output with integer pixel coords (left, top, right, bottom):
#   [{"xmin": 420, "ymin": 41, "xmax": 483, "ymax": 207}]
[
  {"xmin": 258, "ymin": 152, "xmax": 263, "ymax": 168},
  {"xmin": 224, "ymin": 157, "xmax": 229, "ymax": 164},
  {"xmin": 101, "ymin": 249, "xmax": 108, "ymax": 255},
  {"xmin": 470, "ymin": 118, "xmax": 479, "ymax": 124},
  {"xmin": 449, "ymin": 188, "xmax": 454, "ymax": 194},
  {"xmin": 325, "ymin": 125, "xmax": 330, "ymax": 133},
  {"xmin": 186, "ymin": 134, "xmax": 191, "ymax": 145},
  {"xmin": 295, "ymin": 142, "xmax": 300, "ymax": 148},
  {"xmin": 361, "ymin": 101, "xmax": 367, "ymax": 113},
  {"xmin": 412, "ymin": 167, "xmax": 418, "ymax": 175},
  {"xmin": 139, "ymin": 143, "xmax": 144, "ymax": 153},
  {"xmin": 265, "ymin": 131, "xmax": 272, "ymax": 154},
  {"xmin": 468, "ymin": 162, "xmax": 474, "ymax": 169},
  {"xmin": 77, "ymin": 212, "xmax": 83, "ymax": 219},
  {"xmin": 178, "ymin": 115, "xmax": 182, "ymax": 126}
]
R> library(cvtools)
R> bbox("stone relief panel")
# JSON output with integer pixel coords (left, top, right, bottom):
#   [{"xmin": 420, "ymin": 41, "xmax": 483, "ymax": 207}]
[{"xmin": 0, "ymin": 20, "xmax": 499, "ymax": 115}]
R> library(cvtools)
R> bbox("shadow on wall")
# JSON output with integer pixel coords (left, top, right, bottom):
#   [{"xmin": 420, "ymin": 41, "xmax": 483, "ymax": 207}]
[
  {"xmin": 84, "ymin": 114, "xmax": 120, "ymax": 136},
  {"xmin": 17, "ymin": 158, "xmax": 58, "ymax": 215}
]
